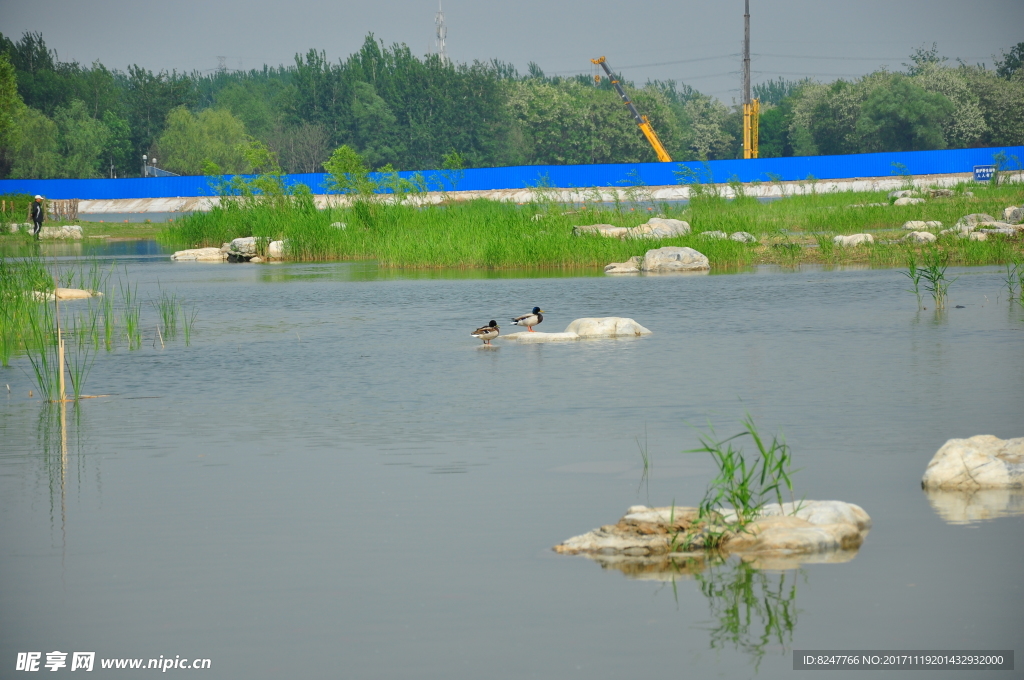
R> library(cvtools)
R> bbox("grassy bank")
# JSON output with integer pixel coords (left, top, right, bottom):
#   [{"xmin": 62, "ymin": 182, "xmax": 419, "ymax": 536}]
[{"xmin": 157, "ymin": 180, "xmax": 1024, "ymax": 269}]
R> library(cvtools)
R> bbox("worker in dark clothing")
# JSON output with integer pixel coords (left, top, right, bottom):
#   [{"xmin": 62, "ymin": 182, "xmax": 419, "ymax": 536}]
[{"xmin": 30, "ymin": 195, "xmax": 44, "ymax": 238}]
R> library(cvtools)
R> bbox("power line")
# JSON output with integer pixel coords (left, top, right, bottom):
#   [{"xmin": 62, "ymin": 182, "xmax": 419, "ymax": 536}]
[{"xmin": 547, "ymin": 53, "xmax": 735, "ymax": 75}]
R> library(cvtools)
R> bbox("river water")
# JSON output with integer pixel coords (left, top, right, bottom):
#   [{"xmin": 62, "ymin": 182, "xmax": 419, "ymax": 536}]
[{"xmin": 2, "ymin": 244, "xmax": 1022, "ymax": 679}]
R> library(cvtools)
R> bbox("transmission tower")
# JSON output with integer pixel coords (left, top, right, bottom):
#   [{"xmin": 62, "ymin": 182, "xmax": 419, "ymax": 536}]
[{"xmin": 435, "ymin": 2, "xmax": 448, "ymax": 64}]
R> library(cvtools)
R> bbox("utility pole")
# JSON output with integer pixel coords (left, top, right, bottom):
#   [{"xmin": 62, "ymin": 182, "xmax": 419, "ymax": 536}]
[
  {"xmin": 435, "ymin": 2, "xmax": 448, "ymax": 65},
  {"xmin": 742, "ymin": 0, "xmax": 759, "ymax": 159}
]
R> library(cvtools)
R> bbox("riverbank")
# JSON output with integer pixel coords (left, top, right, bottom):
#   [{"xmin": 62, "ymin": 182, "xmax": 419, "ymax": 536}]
[{"xmin": 159, "ymin": 181, "xmax": 1023, "ymax": 268}]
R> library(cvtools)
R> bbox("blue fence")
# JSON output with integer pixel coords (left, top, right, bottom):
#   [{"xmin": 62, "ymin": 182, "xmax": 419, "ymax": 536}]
[{"xmin": 1, "ymin": 146, "xmax": 1021, "ymax": 201}]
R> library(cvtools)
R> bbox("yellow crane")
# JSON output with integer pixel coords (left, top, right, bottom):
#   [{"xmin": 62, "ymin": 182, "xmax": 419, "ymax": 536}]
[{"xmin": 590, "ymin": 56, "xmax": 672, "ymax": 162}]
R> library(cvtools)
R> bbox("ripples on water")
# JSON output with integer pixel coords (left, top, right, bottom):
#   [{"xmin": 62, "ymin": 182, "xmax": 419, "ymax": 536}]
[{"xmin": 1, "ymin": 250, "xmax": 1022, "ymax": 679}]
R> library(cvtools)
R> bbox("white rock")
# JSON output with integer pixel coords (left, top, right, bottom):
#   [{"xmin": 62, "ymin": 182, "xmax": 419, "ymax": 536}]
[
  {"xmin": 249, "ymin": 256, "xmax": 264, "ymax": 263},
  {"xmin": 171, "ymin": 247, "xmax": 228, "ymax": 262},
  {"xmin": 228, "ymin": 236, "xmax": 258, "ymax": 257},
  {"xmin": 893, "ymin": 197, "xmax": 925, "ymax": 206},
  {"xmin": 833, "ymin": 233, "xmax": 874, "ymax": 246},
  {"xmin": 968, "ymin": 232, "xmax": 988, "ymax": 241},
  {"xmin": 901, "ymin": 220, "xmax": 942, "ymax": 230},
  {"xmin": 641, "ymin": 246, "xmax": 710, "ymax": 272},
  {"xmin": 563, "ymin": 317, "xmax": 652, "ymax": 337},
  {"xmin": 700, "ymin": 230, "xmax": 728, "ymax": 239},
  {"xmin": 604, "ymin": 256, "xmax": 641, "ymax": 274},
  {"xmin": 921, "ymin": 435, "xmax": 1024, "ymax": 489},
  {"xmin": 730, "ymin": 231, "xmax": 757, "ymax": 243},
  {"xmin": 573, "ymin": 223, "xmax": 630, "ymax": 239},
  {"xmin": 626, "ymin": 218, "xmax": 690, "ymax": 239},
  {"xmin": 888, "ymin": 189, "xmax": 918, "ymax": 199},
  {"xmin": 8, "ymin": 222, "xmax": 31, "ymax": 233},
  {"xmin": 1002, "ymin": 206, "xmax": 1023, "ymax": 224},
  {"xmin": 955, "ymin": 213, "xmax": 995, "ymax": 229},
  {"xmin": 902, "ymin": 231, "xmax": 937, "ymax": 243},
  {"xmin": 39, "ymin": 225, "xmax": 83, "ymax": 240},
  {"xmin": 32, "ymin": 288, "xmax": 101, "ymax": 301},
  {"xmin": 268, "ymin": 240, "xmax": 284, "ymax": 259}
]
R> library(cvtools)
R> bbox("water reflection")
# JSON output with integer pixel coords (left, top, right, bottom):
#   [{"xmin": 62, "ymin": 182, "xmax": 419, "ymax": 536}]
[{"xmin": 923, "ymin": 488, "xmax": 1024, "ymax": 524}]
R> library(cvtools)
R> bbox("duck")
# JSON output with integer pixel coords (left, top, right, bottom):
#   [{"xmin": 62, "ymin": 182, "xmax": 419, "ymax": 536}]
[
  {"xmin": 471, "ymin": 320, "xmax": 500, "ymax": 344},
  {"xmin": 511, "ymin": 307, "xmax": 545, "ymax": 332}
]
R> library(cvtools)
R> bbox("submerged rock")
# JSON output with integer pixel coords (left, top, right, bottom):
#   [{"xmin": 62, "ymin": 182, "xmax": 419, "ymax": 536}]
[
  {"xmin": 893, "ymin": 197, "xmax": 925, "ymax": 206},
  {"xmin": 32, "ymin": 288, "xmax": 102, "ymax": 301},
  {"xmin": 171, "ymin": 247, "xmax": 228, "ymax": 262},
  {"xmin": 564, "ymin": 317, "xmax": 651, "ymax": 337},
  {"xmin": 922, "ymin": 435, "xmax": 1024, "ymax": 489},
  {"xmin": 833, "ymin": 233, "xmax": 874, "ymax": 246},
  {"xmin": 554, "ymin": 500, "xmax": 871, "ymax": 562},
  {"xmin": 902, "ymin": 231, "xmax": 937, "ymax": 244},
  {"xmin": 641, "ymin": 246, "xmax": 710, "ymax": 272}
]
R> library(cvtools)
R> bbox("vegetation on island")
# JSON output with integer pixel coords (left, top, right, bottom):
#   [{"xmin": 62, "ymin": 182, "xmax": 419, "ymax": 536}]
[{"xmin": 0, "ymin": 32, "xmax": 1022, "ymax": 180}]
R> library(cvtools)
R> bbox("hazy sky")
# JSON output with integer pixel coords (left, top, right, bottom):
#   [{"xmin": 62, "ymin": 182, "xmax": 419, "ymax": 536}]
[{"xmin": 1, "ymin": 0, "xmax": 1020, "ymax": 100}]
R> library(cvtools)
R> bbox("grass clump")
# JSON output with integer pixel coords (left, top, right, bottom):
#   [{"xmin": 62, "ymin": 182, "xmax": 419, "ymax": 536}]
[{"xmin": 684, "ymin": 415, "xmax": 797, "ymax": 550}]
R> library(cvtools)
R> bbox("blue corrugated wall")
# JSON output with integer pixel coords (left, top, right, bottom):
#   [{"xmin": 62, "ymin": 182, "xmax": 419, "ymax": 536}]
[{"xmin": 0, "ymin": 146, "xmax": 1020, "ymax": 200}]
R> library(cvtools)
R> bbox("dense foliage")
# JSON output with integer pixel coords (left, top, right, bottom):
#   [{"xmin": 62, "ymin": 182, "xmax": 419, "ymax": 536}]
[{"xmin": 1, "ymin": 32, "xmax": 1022, "ymax": 179}]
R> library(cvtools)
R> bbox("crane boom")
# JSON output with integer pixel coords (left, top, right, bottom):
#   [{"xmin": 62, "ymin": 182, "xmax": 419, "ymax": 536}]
[{"xmin": 590, "ymin": 56, "xmax": 672, "ymax": 162}]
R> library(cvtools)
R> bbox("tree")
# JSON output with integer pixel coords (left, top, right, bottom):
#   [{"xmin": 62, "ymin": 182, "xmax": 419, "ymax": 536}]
[
  {"xmin": 123, "ymin": 65, "xmax": 198, "ymax": 161},
  {"xmin": 53, "ymin": 99, "xmax": 109, "ymax": 178},
  {"xmin": 155, "ymin": 107, "xmax": 249, "ymax": 175},
  {"xmin": 856, "ymin": 76, "xmax": 954, "ymax": 152},
  {"xmin": 102, "ymin": 111, "xmax": 134, "ymax": 178},
  {"xmin": 0, "ymin": 52, "xmax": 22, "ymax": 176},
  {"xmin": 7, "ymin": 106, "xmax": 59, "ymax": 178},
  {"xmin": 994, "ymin": 43, "xmax": 1024, "ymax": 80}
]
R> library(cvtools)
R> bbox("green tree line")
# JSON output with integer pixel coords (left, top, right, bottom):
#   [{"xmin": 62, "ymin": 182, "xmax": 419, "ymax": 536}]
[{"xmin": 1, "ymin": 33, "xmax": 1022, "ymax": 180}]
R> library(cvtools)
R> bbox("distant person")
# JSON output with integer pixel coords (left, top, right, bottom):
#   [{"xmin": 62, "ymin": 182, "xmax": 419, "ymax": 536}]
[{"xmin": 30, "ymin": 195, "xmax": 44, "ymax": 238}]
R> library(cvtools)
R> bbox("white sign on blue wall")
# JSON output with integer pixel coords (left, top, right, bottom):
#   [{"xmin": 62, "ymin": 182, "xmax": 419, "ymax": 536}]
[{"xmin": 973, "ymin": 165, "xmax": 995, "ymax": 181}]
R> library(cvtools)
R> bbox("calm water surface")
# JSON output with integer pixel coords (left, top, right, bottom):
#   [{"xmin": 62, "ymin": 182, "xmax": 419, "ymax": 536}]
[{"xmin": 2, "ymin": 254, "xmax": 1022, "ymax": 679}]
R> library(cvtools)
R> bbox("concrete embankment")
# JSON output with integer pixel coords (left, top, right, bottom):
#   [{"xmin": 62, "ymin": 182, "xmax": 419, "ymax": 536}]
[{"xmin": 77, "ymin": 172, "xmax": 1021, "ymax": 216}]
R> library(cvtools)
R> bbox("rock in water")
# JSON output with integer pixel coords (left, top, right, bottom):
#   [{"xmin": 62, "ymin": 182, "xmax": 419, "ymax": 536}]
[
  {"xmin": 563, "ymin": 317, "xmax": 651, "ymax": 337},
  {"xmin": 171, "ymin": 247, "xmax": 228, "ymax": 262},
  {"xmin": 922, "ymin": 436, "xmax": 1024, "ymax": 489},
  {"xmin": 641, "ymin": 247, "xmax": 710, "ymax": 272},
  {"xmin": 604, "ymin": 256, "xmax": 642, "ymax": 274}
]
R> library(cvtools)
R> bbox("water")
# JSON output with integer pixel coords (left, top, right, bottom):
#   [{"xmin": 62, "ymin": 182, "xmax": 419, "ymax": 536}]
[{"xmin": 2, "ymin": 255, "xmax": 1022, "ymax": 679}]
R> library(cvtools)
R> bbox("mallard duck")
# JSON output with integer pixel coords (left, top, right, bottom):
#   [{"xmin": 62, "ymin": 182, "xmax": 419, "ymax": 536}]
[
  {"xmin": 511, "ymin": 307, "xmax": 545, "ymax": 332},
  {"xmin": 471, "ymin": 320, "xmax": 500, "ymax": 344}
]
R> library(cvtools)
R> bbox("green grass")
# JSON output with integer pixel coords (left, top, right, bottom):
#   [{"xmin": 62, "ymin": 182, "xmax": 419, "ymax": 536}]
[
  {"xmin": 684, "ymin": 415, "xmax": 797, "ymax": 550},
  {"xmin": 160, "ymin": 180, "xmax": 1024, "ymax": 269}
]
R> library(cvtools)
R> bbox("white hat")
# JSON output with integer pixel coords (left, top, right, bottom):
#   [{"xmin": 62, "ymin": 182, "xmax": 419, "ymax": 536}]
[{"xmin": 35, "ymin": 195, "xmax": 43, "ymax": 200}]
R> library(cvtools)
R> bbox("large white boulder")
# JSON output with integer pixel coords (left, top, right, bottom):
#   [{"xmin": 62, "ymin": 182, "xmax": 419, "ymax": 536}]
[
  {"xmin": 39, "ymin": 225, "xmax": 83, "ymax": 240},
  {"xmin": 228, "ymin": 236, "xmax": 258, "ymax": 257},
  {"xmin": 268, "ymin": 240, "xmax": 285, "ymax": 259},
  {"xmin": 894, "ymin": 197, "xmax": 925, "ymax": 206},
  {"xmin": 921, "ymin": 435, "xmax": 1024, "ymax": 489},
  {"xmin": 641, "ymin": 246, "xmax": 710, "ymax": 272},
  {"xmin": 902, "ymin": 231, "xmax": 937, "ymax": 244},
  {"xmin": 171, "ymin": 247, "xmax": 228, "ymax": 262},
  {"xmin": 554, "ymin": 500, "xmax": 871, "ymax": 558},
  {"xmin": 833, "ymin": 233, "xmax": 874, "ymax": 246},
  {"xmin": 1003, "ymin": 206, "xmax": 1023, "ymax": 224},
  {"xmin": 564, "ymin": 317, "xmax": 651, "ymax": 337}
]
